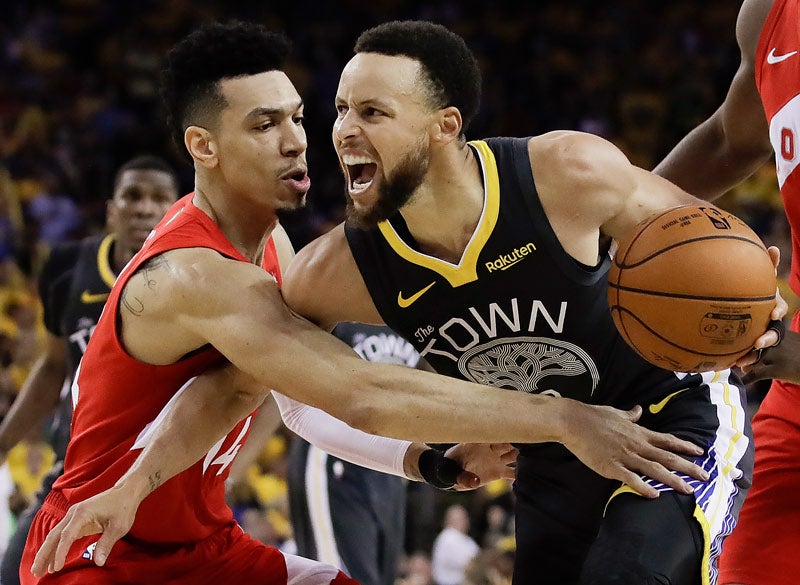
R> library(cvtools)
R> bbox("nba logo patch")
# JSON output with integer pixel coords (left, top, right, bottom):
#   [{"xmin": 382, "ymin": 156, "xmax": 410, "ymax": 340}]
[{"xmin": 82, "ymin": 542, "xmax": 97, "ymax": 560}]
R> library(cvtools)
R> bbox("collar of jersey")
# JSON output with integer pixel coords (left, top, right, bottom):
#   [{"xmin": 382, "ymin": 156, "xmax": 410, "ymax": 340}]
[
  {"xmin": 376, "ymin": 140, "xmax": 499, "ymax": 287},
  {"xmin": 97, "ymin": 233, "xmax": 117, "ymax": 287}
]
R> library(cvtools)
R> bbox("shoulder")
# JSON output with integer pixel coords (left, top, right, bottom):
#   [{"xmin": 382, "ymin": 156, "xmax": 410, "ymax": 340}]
[
  {"xmin": 527, "ymin": 131, "xmax": 633, "ymax": 198},
  {"xmin": 123, "ymin": 247, "xmax": 272, "ymax": 319},
  {"xmin": 284, "ymin": 224, "xmax": 381, "ymax": 329},
  {"xmin": 737, "ymin": 0, "xmax": 774, "ymax": 62}
]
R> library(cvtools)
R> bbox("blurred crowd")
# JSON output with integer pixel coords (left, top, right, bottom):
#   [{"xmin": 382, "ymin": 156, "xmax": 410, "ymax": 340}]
[{"xmin": 0, "ymin": 1, "xmax": 793, "ymax": 584}]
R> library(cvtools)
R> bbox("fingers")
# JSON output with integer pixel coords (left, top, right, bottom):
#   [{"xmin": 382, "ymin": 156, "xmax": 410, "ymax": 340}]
[
  {"xmin": 94, "ymin": 526, "xmax": 126, "ymax": 567},
  {"xmin": 31, "ymin": 515, "xmax": 67, "ymax": 577},
  {"xmin": 627, "ymin": 404, "xmax": 643, "ymax": 422},
  {"xmin": 454, "ymin": 470, "xmax": 481, "ymax": 491},
  {"xmin": 772, "ymin": 291, "xmax": 788, "ymax": 321},
  {"xmin": 767, "ymin": 245, "xmax": 781, "ymax": 270}
]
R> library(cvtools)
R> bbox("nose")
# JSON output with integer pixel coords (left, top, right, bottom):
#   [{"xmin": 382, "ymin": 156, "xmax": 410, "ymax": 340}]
[
  {"xmin": 132, "ymin": 195, "xmax": 165, "ymax": 218},
  {"xmin": 281, "ymin": 120, "xmax": 307, "ymax": 157},
  {"xmin": 332, "ymin": 109, "xmax": 360, "ymax": 144}
]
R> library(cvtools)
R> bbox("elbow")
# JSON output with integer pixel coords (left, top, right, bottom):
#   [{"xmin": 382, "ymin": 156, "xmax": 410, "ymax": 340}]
[{"xmin": 339, "ymin": 400, "xmax": 389, "ymax": 436}]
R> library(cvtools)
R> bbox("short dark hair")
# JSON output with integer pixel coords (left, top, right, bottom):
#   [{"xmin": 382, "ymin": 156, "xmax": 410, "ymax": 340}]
[
  {"xmin": 113, "ymin": 155, "xmax": 178, "ymax": 191},
  {"xmin": 160, "ymin": 20, "xmax": 291, "ymax": 155},
  {"xmin": 354, "ymin": 21, "xmax": 481, "ymax": 135}
]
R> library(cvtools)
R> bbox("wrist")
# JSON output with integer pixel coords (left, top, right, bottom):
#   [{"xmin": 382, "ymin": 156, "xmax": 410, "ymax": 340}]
[
  {"xmin": 417, "ymin": 447, "xmax": 462, "ymax": 489},
  {"xmin": 403, "ymin": 443, "xmax": 429, "ymax": 481}
]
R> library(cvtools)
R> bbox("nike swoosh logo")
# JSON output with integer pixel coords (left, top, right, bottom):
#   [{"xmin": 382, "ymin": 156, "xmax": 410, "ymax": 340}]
[
  {"xmin": 648, "ymin": 389, "xmax": 689, "ymax": 415},
  {"xmin": 397, "ymin": 282, "xmax": 436, "ymax": 308},
  {"xmin": 81, "ymin": 290, "xmax": 109, "ymax": 304},
  {"xmin": 767, "ymin": 48, "xmax": 798, "ymax": 64}
]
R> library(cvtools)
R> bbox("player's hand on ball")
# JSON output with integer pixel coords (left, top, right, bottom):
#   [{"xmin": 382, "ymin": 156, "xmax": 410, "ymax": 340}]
[
  {"xmin": 736, "ymin": 246, "xmax": 788, "ymax": 370},
  {"xmin": 741, "ymin": 329, "xmax": 800, "ymax": 385},
  {"xmin": 561, "ymin": 401, "xmax": 707, "ymax": 499},
  {"xmin": 31, "ymin": 485, "xmax": 136, "ymax": 577},
  {"xmin": 444, "ymin": 442, "xmax": 518, "ymax": 490}
]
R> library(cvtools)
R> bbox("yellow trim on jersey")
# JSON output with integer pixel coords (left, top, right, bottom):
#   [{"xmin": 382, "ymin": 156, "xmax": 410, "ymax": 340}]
[
  {"xmin": 97, "ymin": 234, "xmax": 117, "ymax": 288},
  {"xmin": 603, "ymin": 484, "xmax": 640, "ymax": 517},
  {"xmin": 693, "ymin": 505, "xmax": 712, "ymax": 585},
  {"xmin": 376, "ymin": 140, "xmax": 501, "ymax": 287}
]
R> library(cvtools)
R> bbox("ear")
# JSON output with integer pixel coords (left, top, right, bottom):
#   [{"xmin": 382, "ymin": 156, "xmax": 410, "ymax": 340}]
[
  {"xmin": 185, "ymin": 126, "xmax": 218, "ymax": 168},
  {"xmin": 105, "ymin": 198, "xmax": 118, "ymax": 231},
  {"xmin": 431, "ymin": 106, "xmax": 463, "ymax": 145}
]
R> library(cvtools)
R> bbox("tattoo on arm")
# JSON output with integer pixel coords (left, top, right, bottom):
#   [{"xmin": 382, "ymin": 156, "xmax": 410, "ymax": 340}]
[
  {"xmin": 148, "ymin": 471, "xmax": 163, "ymax": 494},
  {"xmin": 121, "ymin": 255, "xmax": 170, "ymax": 317}
]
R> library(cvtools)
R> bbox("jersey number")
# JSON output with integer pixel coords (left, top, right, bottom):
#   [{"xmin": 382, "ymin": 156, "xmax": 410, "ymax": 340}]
[
  {"xmin": 202, "ymin": 416, "xmax": 252, "ymax": 476},
  {"xmin": 781, "ymin": 127, "xmax": 795, "ymax": 161}
]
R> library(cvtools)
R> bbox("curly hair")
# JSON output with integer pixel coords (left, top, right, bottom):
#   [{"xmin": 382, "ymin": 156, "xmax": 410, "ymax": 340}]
[
  {"xmin": 354, "ymin": 21, "xmax": 481, "ymax": 135},
  {"xmin": 160, "ymin": 21, "xmax": 291, "ymax": 156}
]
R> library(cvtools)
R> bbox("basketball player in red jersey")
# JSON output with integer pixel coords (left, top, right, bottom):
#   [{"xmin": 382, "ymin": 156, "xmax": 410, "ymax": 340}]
[
  {"xmin": 655, "ymin": 1, "xmax": 800, "ymax": 583},
  {"xmin": 22, "ymin": 19, "xmax": 714, "ymax": 585}
]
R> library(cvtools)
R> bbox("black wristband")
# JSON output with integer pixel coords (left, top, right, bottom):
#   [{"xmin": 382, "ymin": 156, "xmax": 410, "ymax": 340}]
[
  {"xmin": 768, "ymin": 319, "xmax": 786, "ymax": 345},
  {"xmin": 418, "ymin": 449, "xmax": 462, "ymax": 489}
]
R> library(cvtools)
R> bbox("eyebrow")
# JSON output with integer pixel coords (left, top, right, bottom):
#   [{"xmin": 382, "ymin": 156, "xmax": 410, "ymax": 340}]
[{"xmin": 245, "ymin": 100, "xmax": 304, "ymax": 120}]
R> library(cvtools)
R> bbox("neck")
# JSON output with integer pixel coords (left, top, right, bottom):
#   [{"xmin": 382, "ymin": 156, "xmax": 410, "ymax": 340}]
[
  {"xmin": 192, "ymin": 179, "xmax": 278, "ymax": 263},
  {"xmin": 111, "ymin": 237, "xmax": 136, "ymax": 274},
  {"xmin": 399, "ymin": 143, "xmax": 483, "ymax": 263}
]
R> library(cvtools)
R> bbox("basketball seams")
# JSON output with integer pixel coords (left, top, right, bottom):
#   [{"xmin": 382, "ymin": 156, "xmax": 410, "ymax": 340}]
[
  {"xmin": 607, "ymin": 204, "xmax": 775, "ymax": 371},
  {"xmin": 614, "ymin": 235, "xmax": 767, "ymax": 270},
  {"xmin": 613, "ymin": 308, "xmax": 755, "ymax": 358}
]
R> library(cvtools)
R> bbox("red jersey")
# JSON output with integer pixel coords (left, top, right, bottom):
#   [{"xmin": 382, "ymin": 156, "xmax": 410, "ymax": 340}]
[
  {"xmin": 755, "ymin": 0, "xmax": 800, "ymax": 294},
  {"xmin": 52, "ymin": 194, "xmax": 282, "ymax": 544}
]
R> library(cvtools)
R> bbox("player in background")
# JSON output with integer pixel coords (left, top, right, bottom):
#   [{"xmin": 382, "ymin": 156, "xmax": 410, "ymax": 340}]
[
  {"xmin": 287, "ymin": 322, "xmax": 516, "ymax": 585},
  {"xmin": 654, "ymin": 1, "xmax": 800, "ymax": 583}
]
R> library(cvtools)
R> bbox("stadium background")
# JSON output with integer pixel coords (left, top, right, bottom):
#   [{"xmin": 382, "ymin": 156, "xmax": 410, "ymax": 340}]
[{"xmin": 0, "ymin": 2, "xmax": 789, "ymax": 584}]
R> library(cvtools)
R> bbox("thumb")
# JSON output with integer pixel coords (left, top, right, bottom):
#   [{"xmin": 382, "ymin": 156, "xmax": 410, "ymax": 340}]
[
  {"xmin": 456, "ymin": 470, "xmax": 481, "ymax": 490},
  {"xmin": 627, "ymin": 404, "xmax": 643, "ymax": 422},
  {"xmin": 93, "ymin": 526, "xmax": 125, "ymax": 567}
]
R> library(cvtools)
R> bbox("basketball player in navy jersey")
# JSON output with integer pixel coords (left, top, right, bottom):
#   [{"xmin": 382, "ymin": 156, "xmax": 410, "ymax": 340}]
[
  {"xmin": 26, "ymin": 21, "xmax": 714, "ymax": 585},
  {"xmin": 275, "ymin": 21, "xmax": 785, "ymax": 585},
  {"xmin": 0, "ymin": 155, "xmax": 179, "ymax": 585}
]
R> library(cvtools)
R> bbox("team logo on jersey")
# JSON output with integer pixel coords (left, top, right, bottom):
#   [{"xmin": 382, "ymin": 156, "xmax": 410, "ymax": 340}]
[
  {"xmin": 80, "ymin": 289, "xmax": 109, "ymax": 304},
  {"xmin": 767, "ymin": 48, "xmax": 798, "ymax": 65},
  {"xmin": 82, "ymin": 542, "xmax": 98, "ymax": 560},
  {"xmin": 397, "ymin": 281, "xmax": 436, "ymax": 308},
  {"xmin": 457, "ymin": 336, "xmax": 599, "ymax": 400},
  {"xmin": 485, "ymin": 242, "xmax": 536, "ymax": 273}
]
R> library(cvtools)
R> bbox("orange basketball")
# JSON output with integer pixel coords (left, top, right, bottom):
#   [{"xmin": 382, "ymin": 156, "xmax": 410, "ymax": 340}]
[{"xmin": 608, "ymin": 204, "xmax": 776, "ymax": 372}]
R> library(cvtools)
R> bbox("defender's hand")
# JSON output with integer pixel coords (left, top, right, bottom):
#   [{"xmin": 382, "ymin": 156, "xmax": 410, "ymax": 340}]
[
  {"xmin": 444, "ymin": 442, "xmax": 517, "ymax": 491},
  {"xmin": 741, "ymin": 329, "xmax": 800, "ymax": 385},
  {"xmin": 561, "ymin": 402, "xmax": 708, "ymax": 499},
  {"xmin": 735, "ymin": 246, "xmax": 788, "ymax": 369}
]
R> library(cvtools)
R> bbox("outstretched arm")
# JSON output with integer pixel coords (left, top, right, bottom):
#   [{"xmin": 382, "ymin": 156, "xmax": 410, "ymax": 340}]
[{"xmin": 653, "ymin": 0, "xmax": 774, "ymax": 198}]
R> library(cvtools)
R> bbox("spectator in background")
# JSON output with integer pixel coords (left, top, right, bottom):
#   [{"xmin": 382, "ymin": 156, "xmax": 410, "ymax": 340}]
[{"xmin": 431, "ymin": 504, "xmax": 480, "ymax": 585}]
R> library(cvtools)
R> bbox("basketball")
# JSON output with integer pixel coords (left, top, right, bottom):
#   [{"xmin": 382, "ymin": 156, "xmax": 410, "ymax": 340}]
[{"xmin": 608, "ymin": 204, "xmax": 776, "ymax": 372}]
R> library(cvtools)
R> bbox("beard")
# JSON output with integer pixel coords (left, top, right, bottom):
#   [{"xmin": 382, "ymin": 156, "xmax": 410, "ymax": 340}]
[{"xmin": 346, "ymin": 141, "xmax": 430, "ymax": 229}]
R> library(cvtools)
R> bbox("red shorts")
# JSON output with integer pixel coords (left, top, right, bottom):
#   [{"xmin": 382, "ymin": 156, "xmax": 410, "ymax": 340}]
[
  {"xmin": 719, "ymin": 377, "xmax": 800, "ymax": 585},
  {"xmin": 20, "ymin": 491, "xmax": 357, "ymax": 585}
]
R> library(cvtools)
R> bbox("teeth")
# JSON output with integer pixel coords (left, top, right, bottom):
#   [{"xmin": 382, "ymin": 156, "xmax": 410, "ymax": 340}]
[
  {"xmin": 350, "ymin": 179, "xmax": 372, "ymax": 193},
  {"xmin": 342, "ymin": 155, "xmax": 374, "ymax": 165}
]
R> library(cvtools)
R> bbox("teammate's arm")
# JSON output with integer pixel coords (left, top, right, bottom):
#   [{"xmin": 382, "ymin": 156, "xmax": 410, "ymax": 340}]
[
  {"xmin": 652, "ymin": 0, "xmax": 773, "ymax": 198},
  {"xmin": 0, "ymin": 333, "xmax": 66, "ymax": 464}
]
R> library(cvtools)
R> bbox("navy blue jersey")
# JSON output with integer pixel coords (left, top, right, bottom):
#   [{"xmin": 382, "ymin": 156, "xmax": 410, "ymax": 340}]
[
  {"xmin": 345, "ymin": 137, "xmax": 710, "ymax": 414},
  {"xmin": 37, "ymin": 234, "xmax": 116, "ymax": 460}
]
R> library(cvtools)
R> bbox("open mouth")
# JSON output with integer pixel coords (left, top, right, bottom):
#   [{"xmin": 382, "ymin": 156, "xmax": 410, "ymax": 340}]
[
  {"xmin": 343, "ymin": 155, "xmax": 377, "ymax": 194},
  {"xmin": 282, "ymin": 169, "xmax": 311, "ymax": 192}
]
